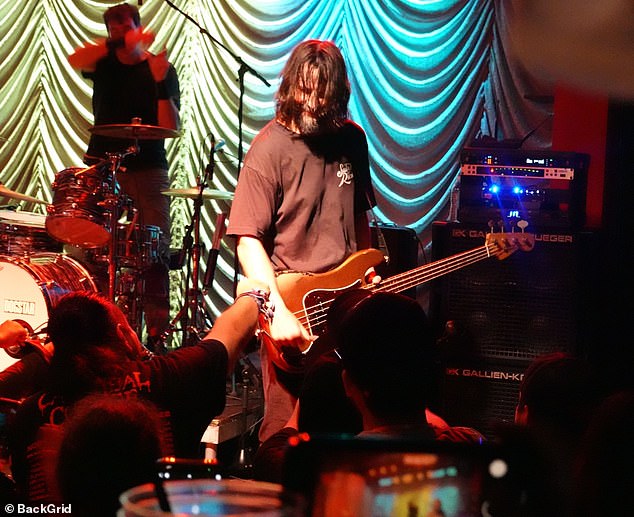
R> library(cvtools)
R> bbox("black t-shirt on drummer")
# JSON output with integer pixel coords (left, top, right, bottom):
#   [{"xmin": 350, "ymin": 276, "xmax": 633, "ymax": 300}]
[{"xmin": 83, "ymin": 51, "xmax": 180, "ymax": 170}]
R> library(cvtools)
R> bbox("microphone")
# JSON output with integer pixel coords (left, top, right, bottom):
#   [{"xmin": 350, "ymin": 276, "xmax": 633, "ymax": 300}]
[
  {"xmin": 205, "ymin": 136, "xmax": 225, "ymax": 181},
  {"xmin": 212, "ymin": 139, "xmax": 225, "ymax": 153}
]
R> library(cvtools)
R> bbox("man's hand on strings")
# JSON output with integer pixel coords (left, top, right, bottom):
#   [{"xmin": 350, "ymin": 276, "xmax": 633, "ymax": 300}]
[{"xmin": 269, "ymin": 304, "xmax": 315, "ymax": 354}]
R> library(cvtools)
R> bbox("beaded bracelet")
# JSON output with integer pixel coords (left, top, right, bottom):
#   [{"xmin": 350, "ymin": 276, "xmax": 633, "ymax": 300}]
[{"xmin": 235, "ymin": 289, "xmax": 275, "ymax": 322}]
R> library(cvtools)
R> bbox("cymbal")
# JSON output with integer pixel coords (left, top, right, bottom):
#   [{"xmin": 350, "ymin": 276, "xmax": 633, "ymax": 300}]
[
  {"xmin": 0, "ymin": 184, "xmax": 46, "ymax": 205},
  {"xmin": 161, "ymin": 187, "xmax": 234, "ymax": 201},
  {"xmin": 89, "ymin": 124, "xmax": 181, "ymax": 140}
]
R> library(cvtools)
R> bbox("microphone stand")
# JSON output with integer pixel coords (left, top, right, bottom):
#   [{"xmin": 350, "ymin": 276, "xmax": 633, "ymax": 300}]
[
  {"xmin": 162, "ymin": 0, "xmax": 271, "ymax": 296},
  {"xmin": 163, "ymin": 0, "xmax": 269, "ymax": 172}
]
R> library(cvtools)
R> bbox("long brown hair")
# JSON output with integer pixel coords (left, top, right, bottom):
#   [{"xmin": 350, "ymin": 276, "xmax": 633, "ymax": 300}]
[{"xmin": 276, "ymin": 40, "xmax": 350, "ymax": 135}]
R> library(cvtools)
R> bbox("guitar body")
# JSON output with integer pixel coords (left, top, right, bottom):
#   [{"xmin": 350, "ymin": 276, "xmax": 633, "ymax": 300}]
[
  {"xmin": 276, "ymin": 248, "xmax": 384, "ymax": 334},
  {"xmin": 260, "ymin": 248, "xmax": 384, "ymax": 373}
]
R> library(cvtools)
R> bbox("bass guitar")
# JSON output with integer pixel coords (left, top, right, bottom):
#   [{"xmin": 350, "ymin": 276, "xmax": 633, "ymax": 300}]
[{"xmin": 262, "ymin": 231, "xmax": 535, "ymax": 373}]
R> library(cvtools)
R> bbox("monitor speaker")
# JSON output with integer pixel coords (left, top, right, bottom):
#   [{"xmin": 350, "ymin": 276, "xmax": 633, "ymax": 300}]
[{"xmin": 429, "ymin": 221, "xmax": 597, "ymax": 438}]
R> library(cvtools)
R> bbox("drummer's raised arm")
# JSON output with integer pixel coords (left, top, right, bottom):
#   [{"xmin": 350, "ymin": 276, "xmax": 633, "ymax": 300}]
[{"xmin": 68, "ymin": 40, "xmax": 108, "ymax": 72}]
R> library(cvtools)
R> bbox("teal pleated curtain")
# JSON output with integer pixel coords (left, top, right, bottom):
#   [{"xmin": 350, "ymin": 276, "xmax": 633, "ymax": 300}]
[{"xmin": 0, "ymin": 0, "xmax": 553, "ymax": 319}]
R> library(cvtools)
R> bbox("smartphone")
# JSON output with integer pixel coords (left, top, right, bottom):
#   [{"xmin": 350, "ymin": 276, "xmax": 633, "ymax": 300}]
[{"xmin": 282, "ymin": 435, "xmax": 534, "ymax": 517}]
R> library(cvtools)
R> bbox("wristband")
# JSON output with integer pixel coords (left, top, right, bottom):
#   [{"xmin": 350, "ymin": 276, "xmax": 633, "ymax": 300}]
[
  {"xmin": 156, "ymin": 80, "xmax": 170, "ymax": 100},
  {"xmin": 235, "ymin": 289, "xmax": 275, "ymax": 322}
]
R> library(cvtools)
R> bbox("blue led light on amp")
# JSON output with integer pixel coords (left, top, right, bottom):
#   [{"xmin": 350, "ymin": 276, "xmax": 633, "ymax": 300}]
[{"xmin": 482, "ymin": 182, "xmax": 545, "ymax": 201}]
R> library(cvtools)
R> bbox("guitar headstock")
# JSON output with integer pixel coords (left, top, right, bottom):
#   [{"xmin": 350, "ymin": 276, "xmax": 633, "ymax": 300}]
[{"xmin": 486, "ymin": 232, "xmax": 535, "ymax": 260}]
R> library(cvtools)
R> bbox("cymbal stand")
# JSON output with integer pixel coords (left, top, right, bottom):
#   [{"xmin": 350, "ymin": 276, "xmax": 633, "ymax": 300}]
[
  {"xmin": 159, "ymin": 171, "xmax": 214, "ymax": 348},
  {"xmin": 163, "ymin": 0, "xmax": 271, "ymax": 299},
  {"xmin": 101, "ymin": 146, "xmax": 150, "ymax": 339},
  {"xmin": 103, "ymin": 148, "xmax": 136, "ymax": 301}
]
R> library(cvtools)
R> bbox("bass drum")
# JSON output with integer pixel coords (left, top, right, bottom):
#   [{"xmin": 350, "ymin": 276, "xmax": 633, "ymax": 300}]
[{"xmin": 0, "ymin": 253, "xmax": 97, "ymax": 371}]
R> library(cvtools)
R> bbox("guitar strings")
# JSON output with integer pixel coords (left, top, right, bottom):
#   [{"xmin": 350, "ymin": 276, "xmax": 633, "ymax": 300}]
[{"xmin": 293, "ymin": 241, "xmax": 505, "ymax": 332}]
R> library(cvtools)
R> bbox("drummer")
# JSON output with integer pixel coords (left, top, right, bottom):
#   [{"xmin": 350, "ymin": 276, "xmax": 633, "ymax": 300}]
[{"xmin": 67, "ymin": 2, "xmax": 180, "ymax": 351}]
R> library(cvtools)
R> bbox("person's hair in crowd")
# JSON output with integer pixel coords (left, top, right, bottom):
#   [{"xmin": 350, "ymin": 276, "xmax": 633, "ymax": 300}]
[
  {"xmin": 515, "ymin": 351, "xmax": 603, "ymax": 439},
  {"xmin": 500, "ymin": 351, "xmax": 604, "ymax": 517},
  {"xmin": 45, "ymin": 291, "xmax": 142, "ymax": 404},
  {"xmin": 335, "ymin": 291, "xmax": 436, "ymax": 428},
  {"xmin": 571, "ymin": 389, "xmax": 634, "ymax": 517},
  {"xmin": 56, "ymin": 394, "xmax": 166, "ymax": 517}
]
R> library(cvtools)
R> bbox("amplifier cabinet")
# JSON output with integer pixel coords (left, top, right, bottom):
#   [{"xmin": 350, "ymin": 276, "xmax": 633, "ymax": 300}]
[{"xmin": 429, "ymin": 221, "xmax": 597, "ymax": 438}]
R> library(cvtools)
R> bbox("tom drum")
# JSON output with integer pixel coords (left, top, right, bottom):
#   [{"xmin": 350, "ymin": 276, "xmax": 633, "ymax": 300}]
[
  {"xmin": 46, "ymin": 166, "xmax": 117, "ymax": 248},
  {"xmin": 0, "ymin": 210, "xmax": 62, "ymax": 256},
  {"xmin": 86, "ymin": 224, "xmax": 161, "ymax": 270}
]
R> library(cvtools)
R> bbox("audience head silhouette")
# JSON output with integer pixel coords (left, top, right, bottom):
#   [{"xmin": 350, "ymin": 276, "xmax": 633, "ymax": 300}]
[
  {"xmin": 57, "ymin": 394, "xmax": 165, "ymax": 517},
  {"xmin": 335, "ymin": 291, "xmax": 435, "ymax": 429}
]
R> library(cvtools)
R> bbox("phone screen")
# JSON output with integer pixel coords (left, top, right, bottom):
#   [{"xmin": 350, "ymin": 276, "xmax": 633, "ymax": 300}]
[{"xmin": 282, "ymin": 436, "xmax": 528, "ymax": 517}]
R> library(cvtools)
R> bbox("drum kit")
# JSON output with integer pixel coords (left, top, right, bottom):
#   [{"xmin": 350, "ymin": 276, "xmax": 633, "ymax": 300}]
[{"xmin": 0, "ymin": 122, "xmax": 233, "ymax": 371}]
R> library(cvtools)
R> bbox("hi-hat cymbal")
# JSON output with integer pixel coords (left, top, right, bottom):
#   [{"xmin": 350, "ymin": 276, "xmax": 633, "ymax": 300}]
[
  {"xmin": 89, "ymin": 124, "xmax": 181, "ymax": 140},
  {"xmin": 161, "ymin": 187, "xmax": 234, "ymax": 201},
  {"xmin": 0, "ymin": 184, "xmax": 46, "ymax": 205}
]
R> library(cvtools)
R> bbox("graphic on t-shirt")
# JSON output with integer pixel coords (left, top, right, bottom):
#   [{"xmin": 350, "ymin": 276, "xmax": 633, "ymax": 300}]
[{"xmin": 337, "ymin": 162, "xmax": 353, "ymax": 187}]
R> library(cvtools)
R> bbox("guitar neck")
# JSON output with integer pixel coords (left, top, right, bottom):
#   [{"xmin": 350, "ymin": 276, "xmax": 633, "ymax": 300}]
[{"xmin": 371, "ymin": 241, "xmax": 502, "ymax": 295}]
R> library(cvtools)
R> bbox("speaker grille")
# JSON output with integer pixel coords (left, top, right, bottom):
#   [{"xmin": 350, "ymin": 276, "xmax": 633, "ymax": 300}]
[
  {"xmin": 431, "ymin": 222, "xmax": 587, "ymax": 363},
  {"xmin": 430, "ymin": 221, "xmax": 595, "ymax": 439}
]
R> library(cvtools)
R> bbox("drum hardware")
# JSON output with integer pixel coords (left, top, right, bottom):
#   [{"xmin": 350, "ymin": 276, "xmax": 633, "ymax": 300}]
[
  {"xmin": 45, "ymin": 163, "xmax": 120, "ymax": 248},
  {"xmin": 114, "ymin": 268, "xmax": 146, "ymax": 339},
  {"xmin": 0, "ymin": 184, "xmax": 46, "ymax": 205},
  {"xmin": 0, "ymin": 210, "xmax": 63, "ymax": 256},
  {"xmin": 158, "ymin": 182, "xmax": 213, "ymax": 348},
  {"xmin": 86, "ymin": 118, "xmax": 175, "ymax": 303},
  {"xmin": 100, "ymin": 148, "xmax": 139, "ymax": 304},
  {"xmin": 158, "ymin": 138, "xmax": 227, "ymax": 348},
  {"xmin": 39, "ymin": 120, "xmax": 179, "ymax": 343}
]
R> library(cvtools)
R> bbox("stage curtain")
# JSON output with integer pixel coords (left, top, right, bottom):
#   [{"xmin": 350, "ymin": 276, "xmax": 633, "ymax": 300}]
[{"xmin": 0, "ymin": 0, "xmax": 553, "ymax": 321}]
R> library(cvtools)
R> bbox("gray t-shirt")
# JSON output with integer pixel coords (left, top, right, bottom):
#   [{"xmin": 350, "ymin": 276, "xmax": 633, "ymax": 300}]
[{"xmin": 227, "ymin": 120, "xmax": 375, "ymax": 273}]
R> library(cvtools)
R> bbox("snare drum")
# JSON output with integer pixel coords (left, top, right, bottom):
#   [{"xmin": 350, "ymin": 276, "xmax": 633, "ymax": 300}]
[
  {"xmin": 86, "ymin": 224, "xmax": 161, "ymax": 269},
  {"xmin": 46, "ymin": 166, "xmax": 118, "ymax": 248},
  {"xmin": 0, "ymin": 210, "xmax": 63, "ymax": 256},
  {"xmin": 0, "ymin": 253, "xmax": 97, "ymax": 371}
]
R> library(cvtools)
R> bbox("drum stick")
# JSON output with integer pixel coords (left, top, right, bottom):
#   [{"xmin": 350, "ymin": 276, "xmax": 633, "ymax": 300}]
[
  {"xmin": 203, "ymin": 213, "xmax": 227, "ymax": 288},
  {"xmin": 126, "ymin": 210, "xmax": 138, "ymax": 240}
]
